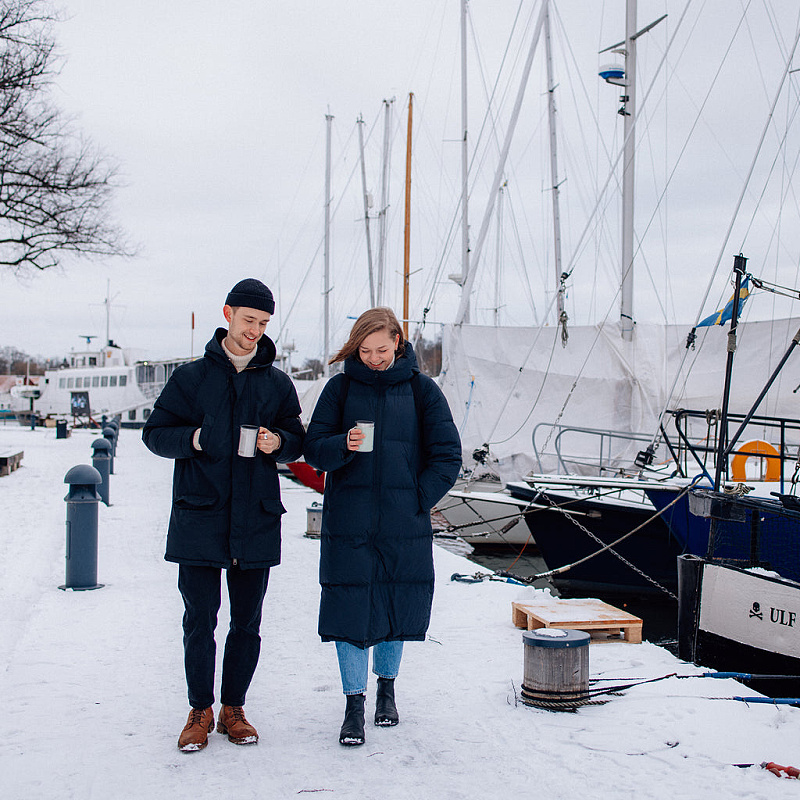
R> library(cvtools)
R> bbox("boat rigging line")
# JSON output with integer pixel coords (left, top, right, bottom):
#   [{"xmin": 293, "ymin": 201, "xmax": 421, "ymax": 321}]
[
  {"xmin": 456, "ymin": 1, "xmax": 701, "ymax": 458},
  {"xmin": 645, "ymin": 14, "xmax": 800, "ymax": 458},
  {"xmin": 750, "ymin": 273, "xmax": 800, "ymax": 301}
]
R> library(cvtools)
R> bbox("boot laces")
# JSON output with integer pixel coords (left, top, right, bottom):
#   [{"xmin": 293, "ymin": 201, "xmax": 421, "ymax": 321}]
[
  {"xmin": 229, "ymin": 705, "xmax": 246, "ymax": 722},
  {"xmin": 189, "ymin": 708, "xmax": 206, "ymax": 725}
]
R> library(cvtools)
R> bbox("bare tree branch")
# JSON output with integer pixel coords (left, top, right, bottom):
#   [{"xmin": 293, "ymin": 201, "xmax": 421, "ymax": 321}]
[{"xmin": 0, "ymin": 0, "xmax": 129, "ymax": 273}]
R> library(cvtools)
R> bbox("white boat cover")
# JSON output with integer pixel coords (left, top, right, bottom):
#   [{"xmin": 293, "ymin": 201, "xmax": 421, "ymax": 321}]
[{"xmin": 439, "ymin": 318, "xmax": 800, "ymax": 479}]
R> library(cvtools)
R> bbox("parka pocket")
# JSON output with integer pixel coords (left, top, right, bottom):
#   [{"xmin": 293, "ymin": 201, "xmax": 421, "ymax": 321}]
[
  {"xmin": 260, "ymin": 498, "xmax": 287, "ymax": 516},
  {"xmin": 197, "ymin": 414, "xmax": 215, "ymax": 453},
  {"xmin": 174, "ymin": 494, "xmax": 217, "ymax": 510}
]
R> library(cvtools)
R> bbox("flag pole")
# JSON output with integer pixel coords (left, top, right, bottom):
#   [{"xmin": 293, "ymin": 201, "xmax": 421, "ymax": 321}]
[{"xmin": 713, "ymin": 254, "xmax": 747, "ymax": 491}]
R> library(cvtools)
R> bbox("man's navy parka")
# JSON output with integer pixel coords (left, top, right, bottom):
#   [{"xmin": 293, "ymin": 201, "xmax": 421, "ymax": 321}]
[
  {"xmin": 303, "ymin": 342, "xmax": 461, "ymax": 648},
  {"xmin": 143, "ymin": 329, "xmax": 304, "ymax": 569}
]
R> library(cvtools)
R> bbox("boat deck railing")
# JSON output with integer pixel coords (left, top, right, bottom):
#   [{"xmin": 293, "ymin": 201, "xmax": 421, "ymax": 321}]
[
  {"xmin": 531, "ymin": 423, "xmax": 664, "ymax": 476},
  {"xmin": 531, "ymin": 410, "xmax": 800, "ymax": 487},
  {"xmin": 663, "ymin": 409, "xmax": 800, "ymax": 490}
]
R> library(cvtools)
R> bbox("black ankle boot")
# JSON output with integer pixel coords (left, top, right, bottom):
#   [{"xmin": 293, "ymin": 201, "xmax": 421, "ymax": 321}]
[
  {"xmin": 339, "ymin": 693, "xmax": 366, "ymax": 746},
  {"xmin": 374, "ymin": 677, "xmax": 399, "ymax": 726}
]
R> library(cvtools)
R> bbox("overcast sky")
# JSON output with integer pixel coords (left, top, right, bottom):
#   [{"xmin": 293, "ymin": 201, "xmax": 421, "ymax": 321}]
[{"xmin": 2, "ymin": 0, "xmax": 800, "ymax": 366}]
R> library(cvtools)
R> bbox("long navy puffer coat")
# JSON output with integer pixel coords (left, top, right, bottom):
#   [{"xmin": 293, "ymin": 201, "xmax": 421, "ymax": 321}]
[
  {"xmin": 303, "ymin": 342, "xmax": 462, "ymax": 648},
  {"xmin": 142, "ymin": 329, "xmax": 304, "ymax": 569}
]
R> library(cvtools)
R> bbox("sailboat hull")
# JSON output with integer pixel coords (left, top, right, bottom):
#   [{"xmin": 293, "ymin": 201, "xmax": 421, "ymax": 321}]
[
  {"xmin": 679, "ymin": 554, "xmax": 800, "ymax": 697},
  {"xmin": 526, "ymin": 490, "xmax": 681, "ymax": 596}
]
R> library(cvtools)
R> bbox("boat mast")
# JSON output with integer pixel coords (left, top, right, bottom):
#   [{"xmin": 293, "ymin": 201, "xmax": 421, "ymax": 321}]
[
  {"xmin": 544, "ymin": 0, "xmax": 565, "ymax": 331},
  {"xmin": 456, "ymin": 0, "xmax": 470, "ymax": 320},
  {"xmin": 494, "ymin": 181, "xmax": 505, "ymax": 326},
  {"xmin": 620, "ymin": 0, "xmax": 637, "ymax": 342},
  {"xmin": 455, "ymin": 0, "xmax": 547, "ymax": 325},
  {"xmin": 357, "ymin": 115, "xmax": 376, "ymax": 307},
  {"xmin": 104, "ymin": 278, "xmax": 111, "ymax": 346},
  {"xmin": 377, "ymin": 98, "xmax": 394, "ymax": 306},
  {"xmin": 324, "ymin": 112, "xmax": 333, "ymax": 377},
  {"xmin": 403, "ymin": 93, "xmax": 414, "ymax": 340}
]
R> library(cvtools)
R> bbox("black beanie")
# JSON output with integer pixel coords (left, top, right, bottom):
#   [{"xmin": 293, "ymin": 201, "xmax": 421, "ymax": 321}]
[{"xmin": 225, "ymin": 278, "xmax": 275, "ymax": 314}]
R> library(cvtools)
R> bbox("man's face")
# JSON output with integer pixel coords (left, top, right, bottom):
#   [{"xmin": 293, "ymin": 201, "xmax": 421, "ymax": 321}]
[{"xmin": 223, "ymin": 305, "xmax": 271, "ymax": 356}]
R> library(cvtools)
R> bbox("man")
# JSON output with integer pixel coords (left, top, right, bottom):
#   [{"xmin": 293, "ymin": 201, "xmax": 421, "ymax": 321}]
[{"xmin": 143, "ymin": 278, "xmax": 304, "ymax": 752}]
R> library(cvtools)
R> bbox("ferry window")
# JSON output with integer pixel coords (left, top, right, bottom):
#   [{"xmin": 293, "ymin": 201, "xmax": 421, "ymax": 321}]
[
  {"xmin": 89, "ymin": 357, "xmax": 97, "ymax": 366},
  {"xmin": 67, "ymin": 378, "xmax": 74, "ymax": 388},
  {"xmin": 136, "ymin": 364, "xmax": 155, "ymax": 384},
  {"xmin": 143, "ymin": 408, "xmax": 151, "ymax": 419},
  {"xmin": 110, "ymin": 375, "xmax": 117, "ymax": 387},
  {"xmin": 101, "ymin": 376, "xmax": 109, "ymax": 387},
  {"xmin": 119, "ymin": 375, "xmax": 127, "ymax": 387},
  {"xmin": 128, "ymin": 410, "xmax": 136, "ymax": 421},
  {"xmin": 59, "ymin": 378, "xmax": 65, "ymax": 389},
  {"xmin": 92, "ymin": 376, "xmax": 99, "ymax": 387},
  {"xmin": 77, "ymin": 377, "xmax": 85, "ymax": 388}
]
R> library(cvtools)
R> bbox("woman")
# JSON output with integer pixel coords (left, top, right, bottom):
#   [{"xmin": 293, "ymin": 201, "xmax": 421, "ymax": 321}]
[{"xmin": 304, "ymin": 307, "xmax": 462, "ymax": 746}]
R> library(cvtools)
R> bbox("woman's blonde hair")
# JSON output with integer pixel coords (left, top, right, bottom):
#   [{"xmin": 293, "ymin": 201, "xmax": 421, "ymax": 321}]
[{"xmin": 329, "ymin": 307, "xmax": 405, "ymax": 365}]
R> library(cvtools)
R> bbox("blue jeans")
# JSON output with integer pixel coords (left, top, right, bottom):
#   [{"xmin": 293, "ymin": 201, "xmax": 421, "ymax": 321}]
[{"xmin": 335, "ymin": 641, "xmax": 404, "ymax": 695}]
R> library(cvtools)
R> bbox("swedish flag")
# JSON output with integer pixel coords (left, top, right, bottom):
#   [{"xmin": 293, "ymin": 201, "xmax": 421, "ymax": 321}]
[{"xmin": 697, "ymin": 277, "xmax": 751, "ymax": 327}]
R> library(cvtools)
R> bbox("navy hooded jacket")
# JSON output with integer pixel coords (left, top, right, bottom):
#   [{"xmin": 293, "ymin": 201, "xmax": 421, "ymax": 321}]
[
  {"xmin": 303, "ymin": 342, "xmax": 462, "ymax": 648},
  {"xmin": 142, "ymin": 328, "xmax": 304, "ymax": 569}
]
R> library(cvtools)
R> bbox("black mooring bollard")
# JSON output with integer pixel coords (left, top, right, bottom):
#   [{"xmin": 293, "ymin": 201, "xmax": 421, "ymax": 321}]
[
  {"xmin": 60, "ymin": 464, "xmax": 104, "ymax": 591},
  {"xmin": 102, "ymin": 426, "xmax": 116, "ymax": 474},
  {"xmin": 91, "ymin": 438, "xmax": 112, "ymax": 506}
]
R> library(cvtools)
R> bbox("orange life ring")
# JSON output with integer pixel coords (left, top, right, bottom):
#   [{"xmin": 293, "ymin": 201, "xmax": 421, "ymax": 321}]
[{"xmin": 730, "ymin": 439, "xmax": 781, "ymax": 482}]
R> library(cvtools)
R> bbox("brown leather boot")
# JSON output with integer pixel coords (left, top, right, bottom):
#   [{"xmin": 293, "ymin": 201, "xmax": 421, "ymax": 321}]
[
  {"xmin": 217, "ymin": 705, "xmax": 259, "ymax": 745},
  {"xmin": 178, "ymin": 707, "xmax": 215, "ymax": 752}
]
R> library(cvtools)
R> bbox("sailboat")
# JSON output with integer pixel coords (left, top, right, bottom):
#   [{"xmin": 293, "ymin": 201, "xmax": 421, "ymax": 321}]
[
  {"xmin": 673, "ymin": 264, "xmax": 800, "ymax": 695},
  {"xmin": 432, "ymin": 0, "xmax": 800, "ymax": 597}
]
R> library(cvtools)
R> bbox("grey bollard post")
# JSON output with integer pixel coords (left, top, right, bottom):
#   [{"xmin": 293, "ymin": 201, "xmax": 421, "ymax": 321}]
[
  {"xmin": 102, "ymin": 426, "xmax": 116, "ymax": 473},
  {"xmin": 103, "ymin": 417, "xmax": 119, "ymax": 455},
  {"xmin": 91, "ymin": 438, "xmax": 112, "ymax": 506},
  {"xmin": 60, "ymin": 464, "xmax": 104, "ymax": 591},
  {"xmin": 107, "ymin": 420, "xmax": 119, "ymax": 457},
  {"xmin": 109, "ymin": 419, "xmax": 120, "ymax": 455}
]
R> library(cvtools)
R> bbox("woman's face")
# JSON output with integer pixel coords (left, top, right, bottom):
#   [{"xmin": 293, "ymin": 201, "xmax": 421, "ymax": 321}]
[{"xmin": 359, "ymin": 329, "xmax": 400, "ymax": 370}]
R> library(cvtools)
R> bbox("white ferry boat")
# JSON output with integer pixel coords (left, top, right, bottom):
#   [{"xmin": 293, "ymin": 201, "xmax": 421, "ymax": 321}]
[{"xmin": 14, "ymin": 341, "xmax": 188, "ymax": 428}]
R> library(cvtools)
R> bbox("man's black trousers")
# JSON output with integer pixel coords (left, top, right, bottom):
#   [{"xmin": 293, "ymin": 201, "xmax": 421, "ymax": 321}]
[{"xmin": 178, "ymin": 564, "xmax": 270, "ymax": 709}]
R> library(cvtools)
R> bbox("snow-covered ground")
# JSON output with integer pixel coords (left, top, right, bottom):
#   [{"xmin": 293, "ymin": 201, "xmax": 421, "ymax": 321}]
[{"xmin": 1, "ymin": 424, "xmax": 799, "ymax": 799}]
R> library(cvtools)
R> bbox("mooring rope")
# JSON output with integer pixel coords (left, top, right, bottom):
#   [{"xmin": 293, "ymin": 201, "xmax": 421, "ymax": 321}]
[{"xmin": 496, "ymin": 479, "xmax": 701, "ymax": 599}]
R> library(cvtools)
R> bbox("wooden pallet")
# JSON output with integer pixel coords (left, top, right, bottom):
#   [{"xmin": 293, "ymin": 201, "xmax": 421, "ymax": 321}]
[
  {"xmin": 512, "ymin": 598, "xmax": 643, "ymax": 643},
  {"xmin": 0, "ymin": 450, "xmax": 23, "ymax": 477}
]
